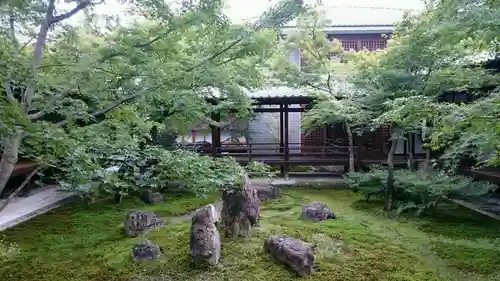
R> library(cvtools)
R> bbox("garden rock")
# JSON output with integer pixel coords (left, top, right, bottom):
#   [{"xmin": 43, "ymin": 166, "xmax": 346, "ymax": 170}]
[
  {"xmin": 221, "ymin": 172, "xmax": 260, "ymax": 237},
  {"xmin": 301, "ymin": 202, "xmax": 335, "ymax": 222},
  {"xmin": 190, "ymin": 204, "xmax": 221, "ymax": 266},
  {"xmin": 264, "ymin": 235, "xmax": 315, "ymax": 276},
  {"xmin": 140, "ymin": 190, "xmax": 164, "ymax": 204},
  {"xmin": 253, "ymin": 184, "xmax": 280, "ymax": 200},
  {"xmin": 131, "ymin": 239, "xmax": 163, "ymax": 262},
  {"xmin": 124, "ymin": 210, "xmax": 165, "ymax": 237}
]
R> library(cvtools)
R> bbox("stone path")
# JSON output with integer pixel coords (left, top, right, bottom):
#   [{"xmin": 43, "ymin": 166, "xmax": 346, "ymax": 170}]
[{"xmin": 0, "ymin": 186, "xmax": 76, "ymax": 231}]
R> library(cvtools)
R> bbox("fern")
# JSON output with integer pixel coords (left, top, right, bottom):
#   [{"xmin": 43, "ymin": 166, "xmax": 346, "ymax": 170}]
[{"xmin": 345, "ymin": 168, "xmax": 496, "ymax": 216}]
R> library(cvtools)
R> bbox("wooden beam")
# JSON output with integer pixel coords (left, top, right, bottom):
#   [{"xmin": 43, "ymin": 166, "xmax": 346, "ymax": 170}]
[
  {"xmin": 284, "ymin": 104, "xmax": 290, "ymax": 180},
  {"xmin": 254, "ymin": 107, "xmax": 308, "ymax": 113}
]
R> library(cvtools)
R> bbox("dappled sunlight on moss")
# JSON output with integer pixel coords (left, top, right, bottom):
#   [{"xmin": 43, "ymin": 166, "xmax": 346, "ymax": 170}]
[{"xmin": 1, "ymin": 188, "xmax": 499, "ymax": 281}]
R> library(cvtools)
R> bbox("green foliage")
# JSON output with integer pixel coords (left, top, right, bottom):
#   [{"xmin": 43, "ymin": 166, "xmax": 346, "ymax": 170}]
[
  {"xmin": 245, "ymin": 161, "xmax": 278, "ymax": 178},
  {"xmin": 58, "ymin": 144, "xmax": 245, "ymax": 201},
  {"xmin": 0, "ymin": 0, "xmax": 306, "ymax": 197},
  {"xmin": 272, "ymin": 9, "xmax": 370, "ymax": 134},
  {"xmin": 344, "ymin": 168, "xmax": 496, "ymax": 216},
  {"xmin": 2, "ymin": 188, "xmax": 500, "ymax": 281},
  {"xmin": 350, "ymin": 0, "xmax": 500, "ymax": 166}
]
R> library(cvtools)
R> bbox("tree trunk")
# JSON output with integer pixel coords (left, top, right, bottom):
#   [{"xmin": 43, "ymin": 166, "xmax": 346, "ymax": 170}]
[
  {"xmin": 0, "ymin": 130, "xmax": 23, "ymax": 196},
  {"xmin": 423, "ymin": 149, "xmax": 431, "ymax": 171},
  {"xmin": 0, "ymin": 165, "xmax": 42, "ymax": 212},
  {"xmin": 221, "ymin": 172, "xmax": 260, "ymax": 238},
  {"xmin": 0, "ymin": 1, "xmax": 55, "ymax": 195},
  {"xmin": 421, "ymin": 119, "xmax": 430, "ymax": 171},
  {"xmin": 384, "ymin": 139, "xmax": 397, "ymax": 211},
  {"xmin": 345, "ymin": 121, "xmax": 355, "ymax": 173}
]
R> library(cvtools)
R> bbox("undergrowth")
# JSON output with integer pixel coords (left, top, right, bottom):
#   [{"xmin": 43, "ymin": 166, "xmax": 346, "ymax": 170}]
[{"xmin": 1, "ymin": 188, "xmax": 499, "ymax": 281}]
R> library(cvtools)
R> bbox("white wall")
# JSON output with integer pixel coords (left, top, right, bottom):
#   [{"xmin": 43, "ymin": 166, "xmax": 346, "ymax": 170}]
[
  {"xmin": 247, "ymin": 104, "xmax": 302, "ymax": 154},
  {"xmin": 289, "ymin": 48, "xmax": 301, "ymax": 70}
]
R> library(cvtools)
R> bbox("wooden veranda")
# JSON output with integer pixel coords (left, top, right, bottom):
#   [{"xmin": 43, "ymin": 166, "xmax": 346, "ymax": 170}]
[{"xmin": 205, "ymin": 94, "xmax": 426, "ymax": 176}]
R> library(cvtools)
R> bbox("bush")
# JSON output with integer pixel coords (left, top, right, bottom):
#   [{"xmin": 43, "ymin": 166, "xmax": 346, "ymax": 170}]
[
  {"xmin": 59, "ymin": 145, "xmax": 246, "ymax": 202},
  {"xmin": 245, "ymin": 161, "xmax": 278, "ymax": 179},
  {"xmin": 344, "ymin": 168, "xmax": 496, "ymax": 216}
]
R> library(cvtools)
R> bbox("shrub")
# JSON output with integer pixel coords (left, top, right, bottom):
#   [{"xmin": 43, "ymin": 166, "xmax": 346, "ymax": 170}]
[
  {"xmin": 344, "ymin": 168, "xmax": 496, "ymax": 216},
  {"xmin": 245, "ymin": 161, "xmax": 278, "ymax": 179},
  {"xmin": 59, "ymin": 145, "xmax": 246, "ymax": 202}
]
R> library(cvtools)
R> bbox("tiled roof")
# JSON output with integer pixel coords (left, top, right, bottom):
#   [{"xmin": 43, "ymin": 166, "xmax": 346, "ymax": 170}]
[
  {"xmin": 282, "ymin": 25, "xmax": 395, "ymax": 35},
  {"xmin": 247, "ymin": 87, "xmax": 309, "ymax": 99}
]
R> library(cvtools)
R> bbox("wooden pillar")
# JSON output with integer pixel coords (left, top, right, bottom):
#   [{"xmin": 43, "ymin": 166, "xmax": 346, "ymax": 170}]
[
  {"xmin": 211, "ymin": 113, "xmax": 221, "ymax": 157},
  {"xmin": 279, "ymin": 104, "xmax": 285, "ymax": 175},
  {"xmin": 284, "ymin": 103, "xmax": 290, "ymax": 180},
  {"xmin": 211, "ymin": 125, "xmax": 217, "ymax": 157},
  {"xmin": 320, "ymin": 127, "xmax": 326, "ymax": 156}
]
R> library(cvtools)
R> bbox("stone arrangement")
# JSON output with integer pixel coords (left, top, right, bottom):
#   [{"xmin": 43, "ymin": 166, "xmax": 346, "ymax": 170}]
[
  {"xmin": 301, "ymin": 202, "xmax": 336, "ymax": 222},
  {"xmin": 124, "ymin": 179, "xmax": 336, "ymax": 277},
  {"xmin": 264, "ymin": 235, "xmax": 316, "ymax": 276}
]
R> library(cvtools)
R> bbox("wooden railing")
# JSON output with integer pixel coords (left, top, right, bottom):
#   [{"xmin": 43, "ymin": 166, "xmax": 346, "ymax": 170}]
[{"xmin": 200, "ymin": 142, "xmax": 362, "ymax": 164}]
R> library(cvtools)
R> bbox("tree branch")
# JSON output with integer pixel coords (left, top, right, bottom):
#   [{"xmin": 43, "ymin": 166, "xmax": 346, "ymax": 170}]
[
  {"xmin": 56, "ymin": 92, "xmax": 142, "ymax": 126},
  {"xmin": 185, "ymin": 38, "xmax": 243, "ymax": 72},
  {"xmin": 50, "ymin": 1, "xmax": 100, "ymax": 24},
  {"xmin": 326, "ymin": 73, "xmax": 334, "ymax": 96}
]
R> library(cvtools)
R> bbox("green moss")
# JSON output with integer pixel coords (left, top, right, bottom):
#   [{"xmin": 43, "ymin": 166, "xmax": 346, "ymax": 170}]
[{"xmin": 1, "ymin": 189, "xmax": 500, "ymax": 281}]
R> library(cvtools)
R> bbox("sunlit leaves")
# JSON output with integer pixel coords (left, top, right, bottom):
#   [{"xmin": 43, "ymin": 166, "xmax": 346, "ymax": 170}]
[{"xmin": 0, "ymin": 0, "xmax": 306, "ymax": 198}]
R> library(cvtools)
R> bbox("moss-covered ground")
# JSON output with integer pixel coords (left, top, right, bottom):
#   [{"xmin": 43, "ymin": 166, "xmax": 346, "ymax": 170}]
[{"xmin": 1, "ymin": 188, "xmax": 499, "ymax": 281}]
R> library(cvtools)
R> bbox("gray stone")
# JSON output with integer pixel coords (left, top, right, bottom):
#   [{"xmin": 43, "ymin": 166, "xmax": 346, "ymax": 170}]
[
  {"xmin": 221, "ymin": 173, "xmax": 261, "ymax": 237},
  {"xmin": 271, "ymin": 179, "xmax": 297, "ymax": 187},
  {"xmin": 140, "ymin": 190, "xmax": 164, "ymax": 204},
  {"xmin": 301, "ymin": 202, "xmax": 335, "ymax": 222},
  {"xmin": 264, "ymin": 235, "xmax": 315, "ymax": 276},
  {"xmin": 124, "ymin": 210, "xmax": 165, "ymax": 237},
  {"xmin": 190, "ymin": 204, "xmax": 221, "ymax": 266},
  {"xmin": 253, "ymin": 184, "xmax": 280, "ymax": 200},
  {"xmin": 131, "ymin": 239, "xmax": 162, "ymax": 262}
]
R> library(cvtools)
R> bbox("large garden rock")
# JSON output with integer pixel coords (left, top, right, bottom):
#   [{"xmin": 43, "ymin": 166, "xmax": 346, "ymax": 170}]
[
  {"xmin": 190, "ymin": 204, "xmax": 221, "ymax": 266},
  {"xmin": 140, "ymin": 190, "xmax": 164, "ymax": 204},
  {"xmin": 124, "ymin": 210, "xmax": 165, "ymax": 237},
  {"xmin": 221, "ymin": 172, "xmax": 260, "ymax": 237},
  {"xmin": 264, "ymin": 235, "xmax": 315, "ymax": 276},
  {"xmin": 131, "ymin": 239, "xmax": 163, "ymax": 262},
  {"xmin": 301, "ymin": 202, "xmax": 335, "ymax": 222},
  {"xmin": 253, "ymin": 184, "xmax": 280, "ymax": 200}
]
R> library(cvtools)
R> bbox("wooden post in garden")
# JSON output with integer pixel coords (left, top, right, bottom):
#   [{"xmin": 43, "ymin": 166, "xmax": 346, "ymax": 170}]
[
  {"xmin": 280, "ymin": 104, "xmax": 285, "ymax": 176},
  {"xmin": 284, "ymin": 103, "xmax": 290, "ymax": 180},
  {"xmin": 211, "ymin": 113, "xmax": 221, "ymax": 157}
]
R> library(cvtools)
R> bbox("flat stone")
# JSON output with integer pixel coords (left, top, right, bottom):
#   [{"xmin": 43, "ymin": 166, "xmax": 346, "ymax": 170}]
[{"xmin": 271, "ymin": 179, "xmax": 297, "ymax": 187}]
